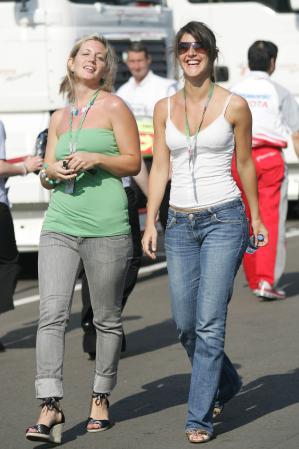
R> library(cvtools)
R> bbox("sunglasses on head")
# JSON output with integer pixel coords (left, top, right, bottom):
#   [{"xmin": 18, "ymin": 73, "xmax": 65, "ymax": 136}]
[{"xmin": 178, "ymin": 42, "xmax": 205, "ymax": 53}]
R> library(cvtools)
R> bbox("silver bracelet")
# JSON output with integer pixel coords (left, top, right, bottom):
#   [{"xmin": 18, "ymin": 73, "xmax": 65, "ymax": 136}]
[{"xmin": 40, "ymin": 168, "xmax": 60, "ymax": 186}]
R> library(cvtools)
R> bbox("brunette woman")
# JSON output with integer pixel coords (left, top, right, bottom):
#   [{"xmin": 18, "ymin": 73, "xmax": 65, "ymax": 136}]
[
  {"xmin": 25, "ymin": 34, "xmax": 140, "ymax": 443},
  {"xmin": 142, "ymin": 22, "xmax": 268, "ymax": 443}
]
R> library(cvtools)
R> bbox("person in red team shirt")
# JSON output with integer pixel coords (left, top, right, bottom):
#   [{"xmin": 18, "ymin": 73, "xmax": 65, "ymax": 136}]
[{"xmin": 232, "ymin": 41, "xmax": 299, "ymax": 300}]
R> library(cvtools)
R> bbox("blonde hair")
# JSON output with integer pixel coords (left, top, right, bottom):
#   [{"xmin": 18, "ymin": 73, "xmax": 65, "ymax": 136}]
[{"xmin": 59, "ymin": 34, "xmax": 117, "ymax": 102}]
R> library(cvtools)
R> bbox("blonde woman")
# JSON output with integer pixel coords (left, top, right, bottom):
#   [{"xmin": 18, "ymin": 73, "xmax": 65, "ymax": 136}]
[{"xmin": 25, "ymin": 34, "xmax": 140, "ymax": 443}]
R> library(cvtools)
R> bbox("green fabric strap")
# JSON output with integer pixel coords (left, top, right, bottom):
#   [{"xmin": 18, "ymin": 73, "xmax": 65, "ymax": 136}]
[
  {"xmin": 184, "ymin": 82, "xmax": 215, "ymax": 160},
  {"xmin": 69, "ymin": 89, "xmax": 100, "ymax": 153}
]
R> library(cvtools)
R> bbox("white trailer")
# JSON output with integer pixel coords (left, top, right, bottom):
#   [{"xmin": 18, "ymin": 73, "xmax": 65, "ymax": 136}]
[
  {"xmin": 167, "ymin": 0, "xmax": 299, "ymax": 207},
  {"xmin": 0, "ymin": 0, "xmax": 173, "ymax": 251}
]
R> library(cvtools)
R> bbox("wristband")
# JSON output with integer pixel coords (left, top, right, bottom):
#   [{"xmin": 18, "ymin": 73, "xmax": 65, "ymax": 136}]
[
  {"xmin": 40, "ymin": 168, "xmax": 60, "ymax": 186},
  {"xmin": 43, "ymin": 162, "xmax": 49, "ymax": 169}
]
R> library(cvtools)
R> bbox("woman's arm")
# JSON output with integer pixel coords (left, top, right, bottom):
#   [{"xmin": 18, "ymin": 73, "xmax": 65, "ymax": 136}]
[
  {"xmin": 142, "ymin": 99, "xmax": 170, "ymax": 259},
  {"xmin": 228, "ymin": 95, "xmax": 268, "ymax": 245},
  {"xmin": 133, "ymin": 158, "xmax": 149, "ymax": 197},
  {"xmin": 66, "ymin": 96, "xmax": 141, "ymax": 177}
]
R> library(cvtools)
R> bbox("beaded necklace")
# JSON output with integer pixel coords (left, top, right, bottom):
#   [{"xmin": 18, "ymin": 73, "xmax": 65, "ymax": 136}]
[{"xmin": 65, "ymin": 89, "xmax": 100, "ymax": 194}]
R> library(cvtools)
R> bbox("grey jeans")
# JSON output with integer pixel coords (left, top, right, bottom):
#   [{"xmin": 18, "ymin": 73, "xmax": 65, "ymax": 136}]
[{"xmin": 35, "ymin": 231, "xmax": 132, "ymax": 399}]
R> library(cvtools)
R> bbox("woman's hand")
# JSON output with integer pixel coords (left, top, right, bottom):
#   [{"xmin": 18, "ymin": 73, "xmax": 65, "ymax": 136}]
[
  {"xmin": 251, "ymin": 218, "xmax": 269, "ymax": 247},
  {"xmin": 142, "ymin": 224, "xmax": 158, "ymax": 259},
  {"xmin": 65, "ymin": 152, "xmax": 99, "ymax": 172},
  {"xmin": 46, "ymin": 160, "xmax": 77, "ymax": 181}
]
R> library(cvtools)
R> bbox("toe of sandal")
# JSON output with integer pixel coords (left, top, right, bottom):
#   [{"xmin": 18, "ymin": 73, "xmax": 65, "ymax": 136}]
[
  {"xmin": 86, "ymin": 418, "xmax": 111, "ymax": 433},
  {"xmin": 186, "ymin": 429, "xmax": 212, "ymax": 444},
  {"xmin": 25, "ymin": 424, "xmax": 51, "ymax": 442}
]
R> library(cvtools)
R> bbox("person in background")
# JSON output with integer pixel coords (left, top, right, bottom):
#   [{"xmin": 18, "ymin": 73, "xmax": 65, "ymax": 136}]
[
  {"xmin": 142, "ymin": 21, "xmax": 268, "ymax": 443},
  {"xmin": 81, "ymin": 177, "xmax": 142, "ymax": 358},
  {"xmin": 25, "ymin": 34, "xmax": 140, "ymax": 443},
  {"xmin": 0, "ymin": 120, "xmax": 42, "ymax": 352},
  {"xmin": 232, "ymin": 41, "xmax": 299, "ymax": 300},
  {"xmin": 80, "ymin": 41, "xmax": 177, "ymax": 358},
  {"xmin": 117, "ymin": 40, "xmax": 178, "ymax": 229}
]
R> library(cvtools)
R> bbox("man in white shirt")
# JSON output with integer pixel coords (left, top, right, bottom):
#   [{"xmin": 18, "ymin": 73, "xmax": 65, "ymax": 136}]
[
  {"xmin": 117, "ymin": 41, "xmax": 178, "ymax": 227},
  {"xmin": 232, "ymin": 41, "xmax": 299, "ymax": 300},
  {"xmin": 117, "ymin": 41, "xmax": 177, "ymax": 119}
]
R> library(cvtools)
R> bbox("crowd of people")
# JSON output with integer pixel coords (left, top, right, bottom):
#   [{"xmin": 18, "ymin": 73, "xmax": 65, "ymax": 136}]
[{"xmin": 0, "ymin": 19, "xmax": 299, "ymax": 445}]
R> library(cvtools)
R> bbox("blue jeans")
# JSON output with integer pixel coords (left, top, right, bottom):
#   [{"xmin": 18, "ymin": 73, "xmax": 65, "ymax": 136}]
[{"xmin": 165, "ymin": 198, "xmax": 248, "ymax": 434}]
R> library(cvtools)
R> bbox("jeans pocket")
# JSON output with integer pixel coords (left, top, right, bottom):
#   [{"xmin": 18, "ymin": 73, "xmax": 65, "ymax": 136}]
[
  {"xmin": 213, "ymin": 208, "xmax": 242, "ymax": 224},
  {"xmin": 166, "ymin": 216, "xmax": 176, "ymax": 230},
  {"xmin": 39, "ymin": 231, "xmax": 65, "ymax": 248}
]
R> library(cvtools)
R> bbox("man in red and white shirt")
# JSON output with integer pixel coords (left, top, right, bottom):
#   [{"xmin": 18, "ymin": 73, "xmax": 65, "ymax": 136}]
[{"xmin": 232, "ymin": 40, "xmax": 299, "ymax": 300}]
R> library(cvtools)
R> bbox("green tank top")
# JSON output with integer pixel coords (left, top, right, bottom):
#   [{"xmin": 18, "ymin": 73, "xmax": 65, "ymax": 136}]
[{"xmin": 42, "ymin": 128, "xmax": 129, "ymax": 237}]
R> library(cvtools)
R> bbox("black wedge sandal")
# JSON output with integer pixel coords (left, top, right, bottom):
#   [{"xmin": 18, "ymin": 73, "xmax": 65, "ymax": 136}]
[
  {"xmin": 86, "ymin": 393, "xmax": 112, "ymax": 433},
  {"xmin": 25, "ymin": 397, "xmax": 65, "ymax": 444}
]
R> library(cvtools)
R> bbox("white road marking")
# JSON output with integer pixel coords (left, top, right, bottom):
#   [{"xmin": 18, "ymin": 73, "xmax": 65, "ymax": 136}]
[
  {"xmin": 13, "ymin": 261, "xmax": 168, "ymax": 307},
  {"xmin": 13, "ymin": 227, "xmax": 299, "ymax": 307},
  {"xmin": 286, "ymin": 228, "xmax": 299, "ymax": 238}
]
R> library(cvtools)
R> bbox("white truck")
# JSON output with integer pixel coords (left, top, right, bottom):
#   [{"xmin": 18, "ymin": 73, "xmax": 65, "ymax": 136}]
[
  {"xmin": 0, "ymin": 0, "xmax": 174, "ymax": 251},
  {"xmin": 1, "ymin": 0, "xmax": 299, "ymax": 252},
  {"xmin": 168, "ymin": 0, "xmax": 299, "ymax": 208}
]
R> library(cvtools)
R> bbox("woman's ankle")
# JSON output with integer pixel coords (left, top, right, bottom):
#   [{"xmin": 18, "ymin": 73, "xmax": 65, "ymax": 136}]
[
  {"xmin": 90, "ymin": 393, "xmax": 110, "ymax": 420},
  {"xmin": 37, "ymin": 397, "xmax": 64, "ymax": 425}
]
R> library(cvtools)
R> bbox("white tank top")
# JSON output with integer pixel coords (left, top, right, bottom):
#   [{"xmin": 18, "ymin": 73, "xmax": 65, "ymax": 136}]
[{"xmin": 165, "ymin": 93, "xmax": 241, "ymax": 208}]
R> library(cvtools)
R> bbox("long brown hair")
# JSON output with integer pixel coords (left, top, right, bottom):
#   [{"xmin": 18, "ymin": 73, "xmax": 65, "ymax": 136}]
[
  {"xmin": 59, "ymin": 34, "xmax": 117, "ymax": 102},
  {"xmin": 175, "ymin": 21, "xmax": 219, "ymax": 82}
]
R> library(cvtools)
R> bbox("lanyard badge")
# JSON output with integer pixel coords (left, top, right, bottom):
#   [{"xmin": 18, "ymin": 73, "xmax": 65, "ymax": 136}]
[
  {"xmin": 184, "ymin": 82, "xmax": 215, "ymax": 169},
  {"xmin": 64, "ymin": 142, "xmax": 77, "ymax": 194},
  {"xmin": 65, "ymin": 89, "xmax": 100, "ymax": 195}
]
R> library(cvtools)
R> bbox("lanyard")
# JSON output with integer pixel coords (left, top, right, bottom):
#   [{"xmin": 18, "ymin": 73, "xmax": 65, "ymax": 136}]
[
  {"xmin": 184, "ymin": 82, "xmax": 214, "ymax": 168},
  {"xmin": 64, "ymin": 89, "xmax": 100, "ymax": 194},
  {"xmin": 68, "ymin": 89, "xmax": 100, "ymax": 154}
]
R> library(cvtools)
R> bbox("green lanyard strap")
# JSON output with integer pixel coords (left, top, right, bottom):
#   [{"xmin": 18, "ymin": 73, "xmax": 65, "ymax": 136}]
[
  {"xmin": 64, "ymin": 89, "xmax": 100, "ymax": 194},
  {"xmin": 184, "ymin": 82, "xmax": 215, "ymax": 167},
  {"xmin": 68, "ymin": 89, "xmax": 100, "ymax": 153}
]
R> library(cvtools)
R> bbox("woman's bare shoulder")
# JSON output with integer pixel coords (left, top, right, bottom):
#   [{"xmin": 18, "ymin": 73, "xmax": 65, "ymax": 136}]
[
  {"xmin": 214, "ymin": 85, "xmax": 245, "ymax": 108},
  {"xmin": 101, "ymin": 91, "xmax": 128, "ymax": 110},
  {"xmin": 49, "ymin": 108, "xmax": 68, "ymax": 131},
  {"xmin": 230, "ymin": 93, "xmax": 250, "ymax": 114},
  {"xmin": 52, "ymin": 107, "xmax": 67, "ymax": 121}
]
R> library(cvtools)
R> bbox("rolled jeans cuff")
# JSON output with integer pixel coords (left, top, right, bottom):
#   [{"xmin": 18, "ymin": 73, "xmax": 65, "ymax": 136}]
[
  {"xmin": 35, "ymin": 377, "xmax": 63, "ymax": 399},
  {"xmin": 93, "ymin": 372, "xmax": 117, "ymax": 394}
]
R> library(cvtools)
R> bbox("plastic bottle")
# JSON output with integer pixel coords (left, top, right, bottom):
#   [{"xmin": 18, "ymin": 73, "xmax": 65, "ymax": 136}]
[{"xmin": 246, "ymin": 234, "xmax": 264, "ymax": 254}]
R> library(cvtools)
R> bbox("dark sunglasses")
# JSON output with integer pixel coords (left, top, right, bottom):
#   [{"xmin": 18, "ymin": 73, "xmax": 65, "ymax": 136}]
[{"xmin": 178, "ymin": 42, "xmax": 205, "ymax": 53}]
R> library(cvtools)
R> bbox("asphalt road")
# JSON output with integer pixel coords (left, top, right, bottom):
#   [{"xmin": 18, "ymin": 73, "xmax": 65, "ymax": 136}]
[{"xmin": 1, "ymin": 220, "xmax": 299, "ymax": 449}]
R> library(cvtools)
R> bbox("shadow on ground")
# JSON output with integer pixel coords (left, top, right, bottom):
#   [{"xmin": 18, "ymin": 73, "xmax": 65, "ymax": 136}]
[
  {"xmin": 215, "ymin": 368, "xmax": 299, "ymax": 436},
  {"xmin": 122, "ymin": 318, "xmax": 178, "ymax": 359},
  {"xmin": 28, "ymin": 367, "xmax": 299, "ymax": 446},
  {"xmin": 2, "ymin": 312, "xmax": 177, "ymax": 357},
  {"xmin": 280, "ymin": 271, "xmax": 299, "ymax": 298}
]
